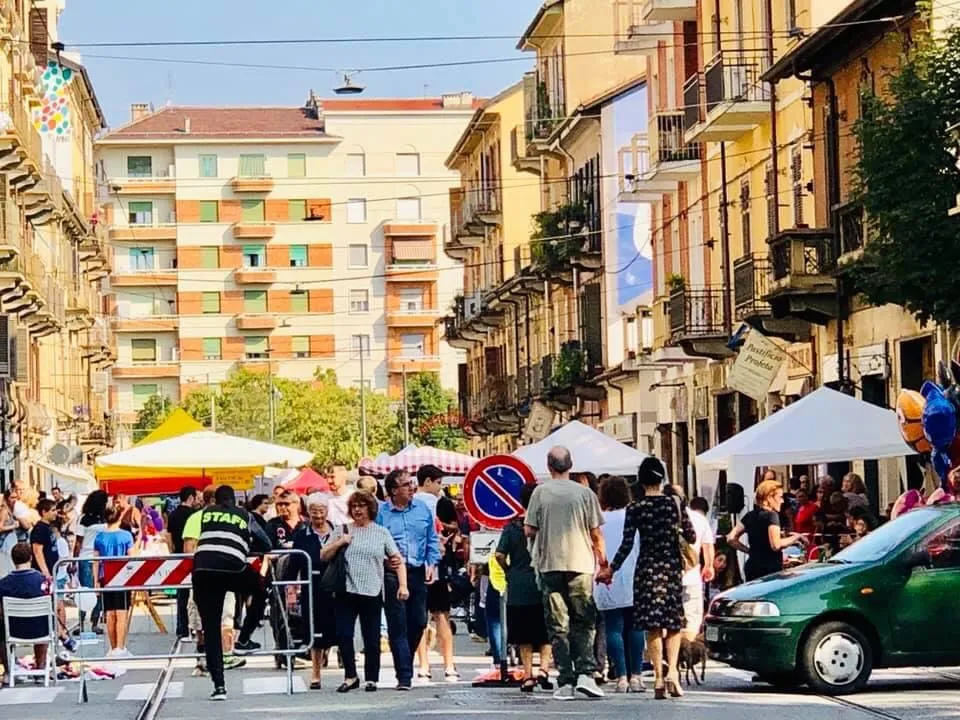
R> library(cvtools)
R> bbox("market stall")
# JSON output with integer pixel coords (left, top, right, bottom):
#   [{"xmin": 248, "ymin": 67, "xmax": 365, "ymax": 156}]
[
  {"xmin": 512, "ymin": 420, "xmax": 649, "ymax": 478},
  {"xmin": 358, "ymin": 444, "xmax": 477, "ymax": 477}
]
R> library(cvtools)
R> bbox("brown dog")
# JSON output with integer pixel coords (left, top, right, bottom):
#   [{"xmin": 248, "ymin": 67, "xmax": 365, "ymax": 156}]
[{"xmin": 678, "ymin": 635, "xmax": 707, "ymax": 686}]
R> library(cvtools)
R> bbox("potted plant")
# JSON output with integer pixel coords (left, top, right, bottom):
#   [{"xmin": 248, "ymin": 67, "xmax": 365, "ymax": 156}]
[{"xmin": 667, "ymin": 273, "xmax": 687, "ymax": 295}]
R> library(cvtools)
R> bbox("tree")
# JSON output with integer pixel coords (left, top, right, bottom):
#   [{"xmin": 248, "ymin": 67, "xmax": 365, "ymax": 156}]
[
  {"xmin": 132, "ymin": 394, "xmax": 172, "ymax": 442},
  {"xmin": 851, "ymin": 22, "xmax": 960, "ymax": 326},
  {"xmin": 403, "ymin": 372, "xmax": 466, "ymax": 451}
]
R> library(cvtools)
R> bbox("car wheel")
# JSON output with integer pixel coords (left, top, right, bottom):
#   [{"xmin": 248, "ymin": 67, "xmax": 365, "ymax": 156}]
[
  {"xmin": 755, "ymin": 671, "xmax": 804, "ymax": 690},
  {"xmin": 801, "ymin": 621, "xmax": 873, "ymax": 695}
]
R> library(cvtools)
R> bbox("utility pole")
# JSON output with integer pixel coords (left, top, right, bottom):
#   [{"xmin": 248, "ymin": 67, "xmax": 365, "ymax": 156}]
[
  {"xmin": 402, "ymin": 361, "xmax": 410, "ymax": 446},
  {"xmin": 358, "ymin": 336, "xmax": 367, "ymax": 457},
  {"xmin": 209, "ymin": 374, "xmax": 216, "ymax": 432},
  {"xmin": 267, "ymin": 353, "xmax": 275, "ymax": 442}
]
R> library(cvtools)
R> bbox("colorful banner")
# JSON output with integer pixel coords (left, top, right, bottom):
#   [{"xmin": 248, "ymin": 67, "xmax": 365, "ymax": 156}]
[{"xmin": 34, "ymin": 61, "xmax": 74, "ymax": 136}]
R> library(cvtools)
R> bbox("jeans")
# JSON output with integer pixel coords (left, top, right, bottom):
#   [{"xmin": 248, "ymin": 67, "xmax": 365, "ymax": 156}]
[
  {"xmin": 383, "ymin": 566, "xmax": 428, "ymax": 685},
  {"xmin": 336, "ymin": 592, "xmax": 383, "ymax": 683},
  {"xmin": 78, "ymin": 559, "xmax": 102, "ymax": 627},
  {"xmin": 603, "ymin": 607, "xmax": 646, "ymax": 678},
  {"xmin": 484, "ymin": 584, "xmax": 503, "ymax": 665},
  {"xmin": 540, "ymin": 571, "xmax": 598, "ymax": 686},
  {"xmin": 193, "ymin": 567, "xmax": 267, "ymax": 689}
]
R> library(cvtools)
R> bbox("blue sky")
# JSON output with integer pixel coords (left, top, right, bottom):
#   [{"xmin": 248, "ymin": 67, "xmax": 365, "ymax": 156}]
[{"xmin": 58, "ymin": 0, "xmax": 544, "ymax": 127}]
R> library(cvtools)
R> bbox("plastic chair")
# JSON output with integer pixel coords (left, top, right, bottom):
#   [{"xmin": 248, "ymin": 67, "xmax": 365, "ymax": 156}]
[{"xmin": 3, "ymin": 596, "xmax": 55, "ymax": 687}]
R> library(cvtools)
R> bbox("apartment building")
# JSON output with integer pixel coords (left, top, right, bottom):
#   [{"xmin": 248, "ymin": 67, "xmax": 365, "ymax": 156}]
[
  {"xmin": 0, "ymin": 0, "xmax": 113, "ymax": 491},
  {"xmin": 97, "ymin": 93, "xmax": 476, "ymax": 429}
]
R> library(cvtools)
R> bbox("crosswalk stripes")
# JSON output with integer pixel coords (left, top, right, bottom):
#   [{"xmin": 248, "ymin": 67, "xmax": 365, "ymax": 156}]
[
  {"xmin": 115, "ymin": 681, "xmax": 185, "ymax": 701},
  {"xmin": 0, "ymin": 687, "xmax": 63, "ymax": 705}
]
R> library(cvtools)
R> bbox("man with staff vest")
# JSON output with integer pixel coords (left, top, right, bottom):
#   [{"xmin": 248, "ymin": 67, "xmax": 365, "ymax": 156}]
[{"xmin": 193, "ymin": 485, "xmax": 272, "ymax": 701}]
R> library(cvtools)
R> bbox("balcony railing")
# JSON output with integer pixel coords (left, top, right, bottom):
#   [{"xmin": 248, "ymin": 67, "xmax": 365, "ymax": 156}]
[
  {"xmin": 838, "ymin": 202, "xmax": 865, "ymax": 256},
  {"xmin": 650, "ymin": 111, "xmax": 702, "ymax": 165},
  {"xmin": 669, "ymin": 287, "xmax": 727, "ymax": 339},
  {"xmin": 683, "ymin": 74, "xmax": 702, "ymax": 135},
  {"xmin": 770, "ymin": 230, "xmax": 836, "ymax": 282},
  {"xmin": 733, "ymin": 253, "xmax": 771, "ymax": 318},
  {"xmin": 704, "ymin": 51, "xmax": 770, "ymax": 114}
]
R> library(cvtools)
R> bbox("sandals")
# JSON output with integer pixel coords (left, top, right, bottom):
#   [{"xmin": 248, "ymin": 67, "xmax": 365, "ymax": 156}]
[
  {"xmin": 521, "ymin": 678, "xmax": 537, "ymax": 693},
  {"xmin": 536, "ymin": 671, "xmax": 554, "ymax": 690},
  {"xmin": 309, "ymin": 680, "xmax": 322, "ymax": 690},
  {"xmin": 336, "ymin": 678, "xmax": 360, "ymax": 693}
]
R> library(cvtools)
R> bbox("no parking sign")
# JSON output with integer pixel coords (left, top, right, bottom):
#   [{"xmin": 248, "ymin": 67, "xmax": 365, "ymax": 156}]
[{"xmin": 463, "ymin": 454, "xmax": 536, "ymax": 530}]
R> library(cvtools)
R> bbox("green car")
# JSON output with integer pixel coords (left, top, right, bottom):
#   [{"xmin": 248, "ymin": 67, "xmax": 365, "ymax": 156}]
[{"xmin": 705, "ymin": 505, "xmax": 960, "ymax": 695}]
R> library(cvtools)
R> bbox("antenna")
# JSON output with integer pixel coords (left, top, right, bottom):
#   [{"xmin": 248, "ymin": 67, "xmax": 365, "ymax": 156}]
[
  {"xmin": 334, "ymin": 72, "xmax": 365, "ymax": 95},
  {"xmin": 166, "ymin": 71, "xmax": 174, "ymax": 106}
]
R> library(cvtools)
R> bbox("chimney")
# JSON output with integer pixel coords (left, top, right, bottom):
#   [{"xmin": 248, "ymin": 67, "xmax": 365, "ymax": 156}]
[
  {"xmin": 130, "ymin": 103, "xmax": 151, "ymax": 122},
  {"xmin": 183, "ymin": 116, "xmax": 191, "ymax": 134},
  {"xmin": 441, "ymin": 92, "xmax": 474, "ymax": 109}
]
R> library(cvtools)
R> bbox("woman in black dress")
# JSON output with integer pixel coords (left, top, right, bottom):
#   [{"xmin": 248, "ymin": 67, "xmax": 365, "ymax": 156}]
[{"xmin": 597, "ymin": 457, "xmax": 695, "ymax": 700}]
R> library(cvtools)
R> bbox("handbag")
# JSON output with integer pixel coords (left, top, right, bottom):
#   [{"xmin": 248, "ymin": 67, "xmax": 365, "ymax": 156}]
[
  {"xmin": 319, "ymin": 525, "xmax": 349, "ymax": 594},
  {"xmin": 672, "ymin": 496, "xmax": 698, "ymax": 573}
]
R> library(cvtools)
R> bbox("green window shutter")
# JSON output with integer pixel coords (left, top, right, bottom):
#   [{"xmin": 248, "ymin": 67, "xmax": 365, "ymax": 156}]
[
  {"xmin": 132, "ymin": 384, "xmax": 159, "ymax": 409},
  {"xmin": 287, "ymin": 154, "xmax": 306, "ymax": 178},
  {"xmin": 127, "ymin": 156, "xmax": 152, "ymax": 177},
  {"xmin": 245, "ymin": 336, "xmax": 268, "ymax": 356},
  {"xmin": 199, "ymin": 200, "xmax": 219, "ymax": 223},
  {"xmin": 201, "ymin": 292, "xmax": 220, "ymax": 314},
  {"xmin": 288, "ymin": 200, "xmax": 306, "ymax": 222},
  {"xmin": 289, "ymin": 245, "xmax": 307, "ymax": 267},
  {"xmin": 241, "ymin": 199, "xmax": 265, "ymax": 222},
  {"xmin": 292, "ymin": 336, "xmax": 309, "ymax": 357},
  {"xmin": 198, "ymin": 154, "xmax": 218, "ymax": 178},
  {"xmin": 131, "ymin": 338, "xmax": 157, "ymax": 362},
  {"xmin": 244, "ymin": 290, "xmax": 267, "ymax": 313},
  {"xmin": 242, "ymin": 245, "xmax": 265, "ymax": 267},
  {"xmin": 128, "ymin": 201, "xmax": 153, "ymax": 225},
  {"xmin": 202, "ymin": 337, "xmax": 221, "ymax": 359},
  {"xmin": 200, "ymin": 247, "xmax": 219, "ymax": 269},
  {"xmin": 290, "ymin": 291, "xmax": 308, "ymax": 313},
  {"xmin": 239, "ymin": 154, "xmax": 266, "ymax": 177}
]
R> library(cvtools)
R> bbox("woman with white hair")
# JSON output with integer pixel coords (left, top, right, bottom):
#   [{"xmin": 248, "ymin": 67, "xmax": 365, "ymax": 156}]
[{"xmin": 289, "ymin": 492, "xmax": 338, "ymax": 689}]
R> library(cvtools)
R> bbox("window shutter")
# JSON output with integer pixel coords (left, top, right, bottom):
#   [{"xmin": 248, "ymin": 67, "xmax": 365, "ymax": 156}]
[
  {"xmin": 0, "ymin": 315, "xmax": 10, "ymax": 378},
  {"xmin": 200, "ymin": 247, "xmax": 219, "ymax": 269},
  {"xmin": 244, "ymin": 290, "xmax": 267, "ymax": 313},
  {"xmin": 739, "ymin": 180, "xmax": 751, "ymax": 255},
  {"xmin": 13, "ymin": 328, "xmax": 28, "ymax": 383},
  {"xmin": 288, "ymin": 200, "xmax": 306, "ymax": 222},
  {"xmin": 245, "ymin": 336, "xmax": 268, "ymax": 355},
  {"xmin": 199, "ymin": 201, "xmax": 219, "ymax": 223},
  {"xmin": 292, "ymin": 336, "xmax": 310, "ymax": 357},
  {"xmin": 238, "ymin": 154, "xmax": 266, "ymax": 177},
  {"xmin": 290, "ymin": 291, "xmax": 309, "ymax": 313},
  {"xmin": 199, "ymin": 154, "xmax": 218, "ymax": 178},
  {"xmin": 241, "ymin": 200, "xmax": 265, "ymax": 223},
  {"xmin": 201, "ymin": 292, "xmax": 220, "ymax": 314},
  {"xmin": 131, "ymin": 339, "xmax": 157, "ymax": 362},
  {"xmin": 202, "ymin": 337, "xmax": 221, "ymax": 360},
  {"xmin": 346, "ymin": 199, "xmax": 366, "ymax": 223},
  {"xmin": 289, "ymin": 246, "xmax": 307, "ymax": 267}
]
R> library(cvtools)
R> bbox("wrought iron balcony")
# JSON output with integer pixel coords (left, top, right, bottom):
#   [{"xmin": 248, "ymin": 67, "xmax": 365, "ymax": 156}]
[
  {"xmin": 766, "ymin": 228, "xmax": 838, "ymax": 325},
  {"xmin": 668, "ymin": 286, "xmax": 732, "ymax": 359},
  {"xmin": 686, "ymin": 51, "xmax": 771, "ymax": 144},
  {"xmin": 733, "ymin": 253, "xmax": 771, "ymax": 322}
]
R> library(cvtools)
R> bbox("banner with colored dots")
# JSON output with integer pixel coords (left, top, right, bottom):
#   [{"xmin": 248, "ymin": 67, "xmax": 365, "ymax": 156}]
[{"xmin": 33, "ymin": 61, "xmax": 74, "ymax": 137}]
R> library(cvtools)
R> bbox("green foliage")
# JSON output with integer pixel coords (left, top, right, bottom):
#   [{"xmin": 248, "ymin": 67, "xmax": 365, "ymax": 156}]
[
  {"xmin": 850, "ymin": 23, "xmax": 960, "ymax": 325},
  {"xmin": 404, "ymin": 372, "xmax": 466, "ymax": 451},
  {"xmin": 530, "ymin": 203, "xmax": 588, "ymax": 269},
  {"xmin": 132, "ymin": 394, "xmax": 173, "ymax": 441},
  {"xmin": 551, "ymin": 342, "xmax": 587, "ymax": 389},
  {"xmin": 666, "ymin": 273, "xmax": 687, "ymax": 294}
]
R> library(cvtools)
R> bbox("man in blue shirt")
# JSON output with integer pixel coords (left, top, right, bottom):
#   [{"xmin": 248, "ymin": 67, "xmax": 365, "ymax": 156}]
[
  {"xmin": 0, "ymin": 542, "xmax": 52, "ymax": 681},
  {"xmin": 377, "ymin": 469, "xmax": 441, "ymax": 690}
]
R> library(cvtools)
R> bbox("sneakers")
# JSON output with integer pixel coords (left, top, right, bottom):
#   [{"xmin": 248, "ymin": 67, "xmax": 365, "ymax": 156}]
[
  {"xmin": 444, "ymin": 669, "xmax": 461, "ymax": 683},
  {"xmin": 628, "ymin": 676, "xmax": 646, "ymax": 693},
  {"xmin": 615, "ymin": 677, "xmax": 629, "ymax": 694},
  {"xmin": 210, "ymin": 686, "xmax": 227, "ymax": 701},
  {"xmin": 575, "ymin": 674, "xmax": 605, "ymax": 699},
  {"xmin": 553, "ymin": 684, "xmax": 576, "ymax": 701},
  {"xmin": 396, "ymin": 682, "xmax": 411, "ymax": 691},
  {"xmin": 223, "ymin": 655, "xmax": 246, "ymax": 670},
  {"xmin": 61, "ymin": 637, "xmax": 77, "ymax": 653},
  {"xmin": 233, "ymin": 638, "xmax": 261, "ymax": 655}
]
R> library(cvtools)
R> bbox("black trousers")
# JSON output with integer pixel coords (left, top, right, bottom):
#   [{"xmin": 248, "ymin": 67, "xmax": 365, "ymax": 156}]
[
  {"xmin": 335, "ymin": 592, "xmax": 383, "ymax": 682},
  {"xmin": 175, "ymin": 588, "xmax": 190, "ymax": 638},
  {"xmin": 193, "ymin": 567, "xmax": 267, "ymax": 688}
]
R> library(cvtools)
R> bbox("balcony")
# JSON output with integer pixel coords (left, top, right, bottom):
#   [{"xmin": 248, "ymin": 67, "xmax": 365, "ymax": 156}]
[
  {"xmin": 766, "ymin": 228, "xmax": 837, "ymax": 325},
  {"xmin": 668, "ymin": 286, "xmax": 732, "ymax": 359},
  {"xmin": 643, "ymin": 0, "xmax": 696, "ymax": 22},
  {"xmin": 510, "ymin": 125, "xmax": 541, "ymax": 174},
  {"xmin": 232, "ymin": 222, "xmax": 275, "ymax": 240},
  {"xmin": 0, "ymin": 100, "xmax": 43, "ymax": 181},
  {"xmin": 383, "ymin": 220, "xmax": 439, "ymax": 237},
  {"xmin": 531, "ymin": 203, "xmax": 602, "ymax": 280},
  {"xmin": 384, "ymin": 262, "xmax": 438, "ymax": 282},
  {"xmin": 110, "ymin": 266, "xmax": 178, "ymax": 287},
  {"xmin": 112, "ymin": 315, "xmax": 179, "ymax": 333},
  {"xmin": 686, "ymin": 51, "xmax": 771, "ymax": 143},
  {"xmin": 449, "ymin": 185, "xmax": 498, "ymax": 256},
  {"xmin": 231, "ymin": 176, "xmax": 275, "ymax": 193},
  {"xmin": 112, "ymin": 171, "xmax": 176, "ymax": 195},
  {"xmin": 0, "ymin": 252, "xmax": 48, "ymax": 321},
  {"xmin": 109, "ymin": 224, "xmax": 178, "ymax": 242},
  {"xmin": 234, "ymin": 268, "xmax": 278, "ymax": 285},
  {"xmin": 386, "ymin": 305, "xmax": 441, "ymax": 328},
  {"xmin": 235, "ymin": 314, "xmax": 278, "ymax": 331},
  {"xmin": 387, "ymin": 355, "xmax": 442, "ymax": 373},
  {"xmin": 613, "ymin": 0, "xmax": 671, "ymax": 55},
  {"xmin": 112, "ymin": 359, "xmax": 180, "ymax": 379},
  {"xmin": 838, "ymin": 202, "xmax": 865, "ymax": 263},
  {"xmin": 523, "ymin": 70, "xmax": 565, "ymax": 145},
  {"xmin": 733, "ymin": 253, "xmax": 771, "ymax": 323}
]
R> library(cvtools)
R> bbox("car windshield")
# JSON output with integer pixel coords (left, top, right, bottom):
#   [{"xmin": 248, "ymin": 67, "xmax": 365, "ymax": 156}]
[{"xmin": 829, "ymin": 508, "xmax": 943, "ymax": 563}]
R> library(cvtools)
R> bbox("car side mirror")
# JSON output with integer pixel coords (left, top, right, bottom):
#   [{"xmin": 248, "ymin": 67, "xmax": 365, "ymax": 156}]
[{"xmin": 906, "ymin": 546, "xmax": 930, "ymax": 570}]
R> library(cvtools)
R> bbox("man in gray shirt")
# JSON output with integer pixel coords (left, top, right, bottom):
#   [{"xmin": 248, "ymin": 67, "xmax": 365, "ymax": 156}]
[{"xmin": 525, "ymin": 446, "xmax": 606, "ymax": 700}]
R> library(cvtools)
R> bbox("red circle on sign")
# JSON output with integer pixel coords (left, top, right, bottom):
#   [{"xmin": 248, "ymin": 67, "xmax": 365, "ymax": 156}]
[{"xmin": 464, "ymin": 454, "xmax": 536, "ymax": 530}]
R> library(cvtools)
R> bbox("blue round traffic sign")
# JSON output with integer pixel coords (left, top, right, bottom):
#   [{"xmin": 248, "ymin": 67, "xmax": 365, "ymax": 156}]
[{"xmin": 464, "ymin": 454, "xmax": 536, "ymax": 530}]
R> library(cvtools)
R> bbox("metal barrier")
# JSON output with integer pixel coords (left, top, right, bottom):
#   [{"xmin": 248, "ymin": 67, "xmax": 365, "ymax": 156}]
[{"xmin": 50, "ymin": 549, "xmax": 314, "ymax": 701}]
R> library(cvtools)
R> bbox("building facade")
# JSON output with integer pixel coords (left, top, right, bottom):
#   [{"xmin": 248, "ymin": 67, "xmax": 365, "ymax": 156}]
[{"xmin": 96, "ymin": 95, "xmax": 476, "ymax": 438}]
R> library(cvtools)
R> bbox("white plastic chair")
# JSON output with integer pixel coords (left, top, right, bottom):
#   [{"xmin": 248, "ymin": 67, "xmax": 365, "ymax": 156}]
[{"xmin": 3, "ymin": 596, "xmax": 55, "ymax": 687}]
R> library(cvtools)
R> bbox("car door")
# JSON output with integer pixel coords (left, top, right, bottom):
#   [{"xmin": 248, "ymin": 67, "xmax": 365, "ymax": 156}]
[{"xmin": 888, "ymin": 517, "xmax": 960, "ymax": 662}]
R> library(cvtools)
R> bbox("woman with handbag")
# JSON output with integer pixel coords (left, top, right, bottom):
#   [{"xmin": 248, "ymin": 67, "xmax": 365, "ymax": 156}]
[
  {"xmin": 596, "ymin": 457, "xmax": 696, "ymax": 700},
  {"xmin": 320, "ymin": 491, "xmax": 408, "ymax": 693}
]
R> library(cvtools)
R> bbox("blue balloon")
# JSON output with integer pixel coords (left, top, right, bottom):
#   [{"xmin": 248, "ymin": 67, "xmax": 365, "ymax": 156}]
[{"xmin": 921, "ymin": 380, "xmax": 957, "ymax": 488}]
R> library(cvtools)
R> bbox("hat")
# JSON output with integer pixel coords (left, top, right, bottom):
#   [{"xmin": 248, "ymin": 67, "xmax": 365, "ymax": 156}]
[{"xmin": 637, "ymin": 456, "xmax": 667, "ymax": 487}]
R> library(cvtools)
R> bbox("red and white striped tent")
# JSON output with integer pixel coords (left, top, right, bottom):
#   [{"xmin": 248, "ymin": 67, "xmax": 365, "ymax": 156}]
[{"xmin": 358, "ymin": 444, "xmax": 477, "ymax": 477}]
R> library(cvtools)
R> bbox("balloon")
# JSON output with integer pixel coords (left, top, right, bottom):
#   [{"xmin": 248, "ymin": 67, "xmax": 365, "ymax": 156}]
[
  {"xmin": 921, "ymin": 381, "xmax": 957, "ymax": 486},
  {"xmin": 891, "ymin": 489, "xmax": 924, "ymax": 519},
  {"xmin": 897, "ymin": 389, "xmax": 931, "ymax": 454},
  {"xmin": 938, "ymin": 361, "xmax": 960, "ymax": 416}
]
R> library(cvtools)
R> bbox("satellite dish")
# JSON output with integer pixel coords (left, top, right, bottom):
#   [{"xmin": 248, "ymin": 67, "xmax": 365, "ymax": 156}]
[
  {"xmin": 49, "ymin": 443, "xmax": 70, "ymax": 465},
  {"xmin": 334, "ymin": 73, "xmax": 364, "ymax": 95}
]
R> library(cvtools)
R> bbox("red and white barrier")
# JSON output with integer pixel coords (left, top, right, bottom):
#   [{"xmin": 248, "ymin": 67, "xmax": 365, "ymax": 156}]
[{"xmin": 99, "ymin": 556, "xmax": 267, "ymax": 588}]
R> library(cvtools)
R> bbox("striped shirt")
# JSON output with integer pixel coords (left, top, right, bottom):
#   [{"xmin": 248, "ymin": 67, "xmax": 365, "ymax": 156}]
[{"xmin": 335, "ymin": 523, "xmax": 398, "ymax": 597}]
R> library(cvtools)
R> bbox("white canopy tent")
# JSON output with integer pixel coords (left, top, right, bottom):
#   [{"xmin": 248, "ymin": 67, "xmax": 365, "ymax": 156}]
[
  {"xmin": 513, "ymin": 420, "xmax": 649, "ymax": 478},
  {"xmin": 695, "ymin": 386, "xmax": 912, "ymax": 512}
]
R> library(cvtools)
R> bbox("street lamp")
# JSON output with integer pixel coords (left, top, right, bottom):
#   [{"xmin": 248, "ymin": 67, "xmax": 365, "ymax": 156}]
[{"xmin": 334, "ymin": 72, "xmax": 365, "ymax": 95}]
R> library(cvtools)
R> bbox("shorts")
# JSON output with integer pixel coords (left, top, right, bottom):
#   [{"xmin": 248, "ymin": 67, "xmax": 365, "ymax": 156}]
[
  {"xmin": 427, "ymin": 581, "xmax": 451, "ymax": 614},
  {"xmin": 102, "ymin": 590, "xmax": 131, "ymax": 613},
  {"xmin": 188, "ymin": 590, "xmax": 236, "ymax": 632},
  {"xmin": 682, "ymin": 581, "xmax": 704, "ymax": 636}
]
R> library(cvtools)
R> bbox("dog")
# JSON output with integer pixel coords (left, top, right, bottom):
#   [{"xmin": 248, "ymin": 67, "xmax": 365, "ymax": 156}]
[{"xmin": 678, "ymin": 635, "xmax": 707, "ymax": 686}]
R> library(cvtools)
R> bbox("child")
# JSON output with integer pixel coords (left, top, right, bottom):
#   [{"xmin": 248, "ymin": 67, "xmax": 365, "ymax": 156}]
[
  {"xmin": 0, "ymin": 543, "xmax": 52, "ymax": 682},
  {"xmin": 93, "ymin": 505, "xmax": 135, "ymax": 655}
]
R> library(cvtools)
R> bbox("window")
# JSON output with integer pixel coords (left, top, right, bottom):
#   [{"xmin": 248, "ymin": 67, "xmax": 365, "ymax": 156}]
[
  {"xmin": 785, "ymin": 0, "xmax": 799, "ymax": 34},
  {"xmin": 396, "ymin": 197, "xmax": 421, "ymax": 221},
  {"xmin": 244, "ymin": 336, "xmax": 268, "ymax": 359},
  {"xmin": 346, "ymin": 153, "xmax": 365, "ymax": 177},
  {"xmin": 289, "ymin": 245, "xmax": 307, "ymax": 267},
  {"xmin": 288, "ymin": 200, "xmax": 307, "ymax": 222},
  {"xmin": 290, "ymin": 290, "xmax": 309, "ymax": 313},
  {"xmin": 924, "ymin": 519, "xmax": 960, "ymax": 569},
  {"xmin": 132, "ymin": 383, "xmax": 159, "ymax": 410},
  {"xmin": 201, "ymin": 291, "xmax": 220, "ymax": 314},
  {"xmin": 202, "ymin": 337, "xmax": 222, "ymax": 360},
  {"xmin": 244, "ymin": 290, "xmax": 267, "ymax": 313},
  {"xmin": 396, "ymin": 152, "xmax": 420, "ymax": 177},
  {"xmin": 401, "ymin": 333, "xmax": 425, "ymax": 358},
  {"xmin": 198, "ymin": 154, "xmax": 218, "ymax": 178},
  {"xmin": 346, "ymin": 198, "xmax": 367, "ymax": 224},
  {"xmin": 238, "ymin": 154, "xmax": 266, "ymax": 177},
  {"xmin": 128, "ymin": 201, "xmax": 153, "ymax": 225},
  {"xmin": 349, "ymin": 244, "xmax": 368, "ymax": 268},
  {"xmin": 292, "ymin": 336, "xmax": 310, "ymax": 359},
  {"xmin": 129, "ymin": 247, "xmax": 155, "ymax": 271},
  {"xmin": 199, "ymin": 200, "xmax": 219, "ymax": 223},
  {"xmin": 351, "ymin": 334, "xmax": 371, "ymax": 359},
  {"xmin": 739, "ymin": 180, "xmax": 751, "ymax": 255},
  {"xmin": 350, "ymin": 289, "xmax": 369, "ymax": 313},
  {"xmin": 399, "ymin": 287, "xmax": 424, "ymax": 312},
  {"xmin": 200, "ymin": 246, "xmax": 219, "ymax": 269},
  {"xmin": 127, "ymin": 156, "xmax": 152, "ymax": 178},
  {"xmin": 287, "ymin": 153, "xmax": 306, "ymax": 178},
  {"xmin": 131, "ymin": 338, "xmax": 157, "ymax": 363},
  {"xmin": 241, "ymin": 199, "xmax": 265, "ymax": 223},
  {"xmin": 242, "ymin": 244, "xmax": 265, "ymax": 268}
]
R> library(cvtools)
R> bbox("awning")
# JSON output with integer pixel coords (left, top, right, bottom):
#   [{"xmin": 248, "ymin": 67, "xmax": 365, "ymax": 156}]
[
  {"xmin": 391, "ymin": 239, "xmax": 434, "ymax": 261},
  {"xmin": 34, "ymin": 459, "xmax": 97, "ymax": 494},
  {"xmin": 784, "ymin": 377, "xmax": 810, "ymax": 397}
]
